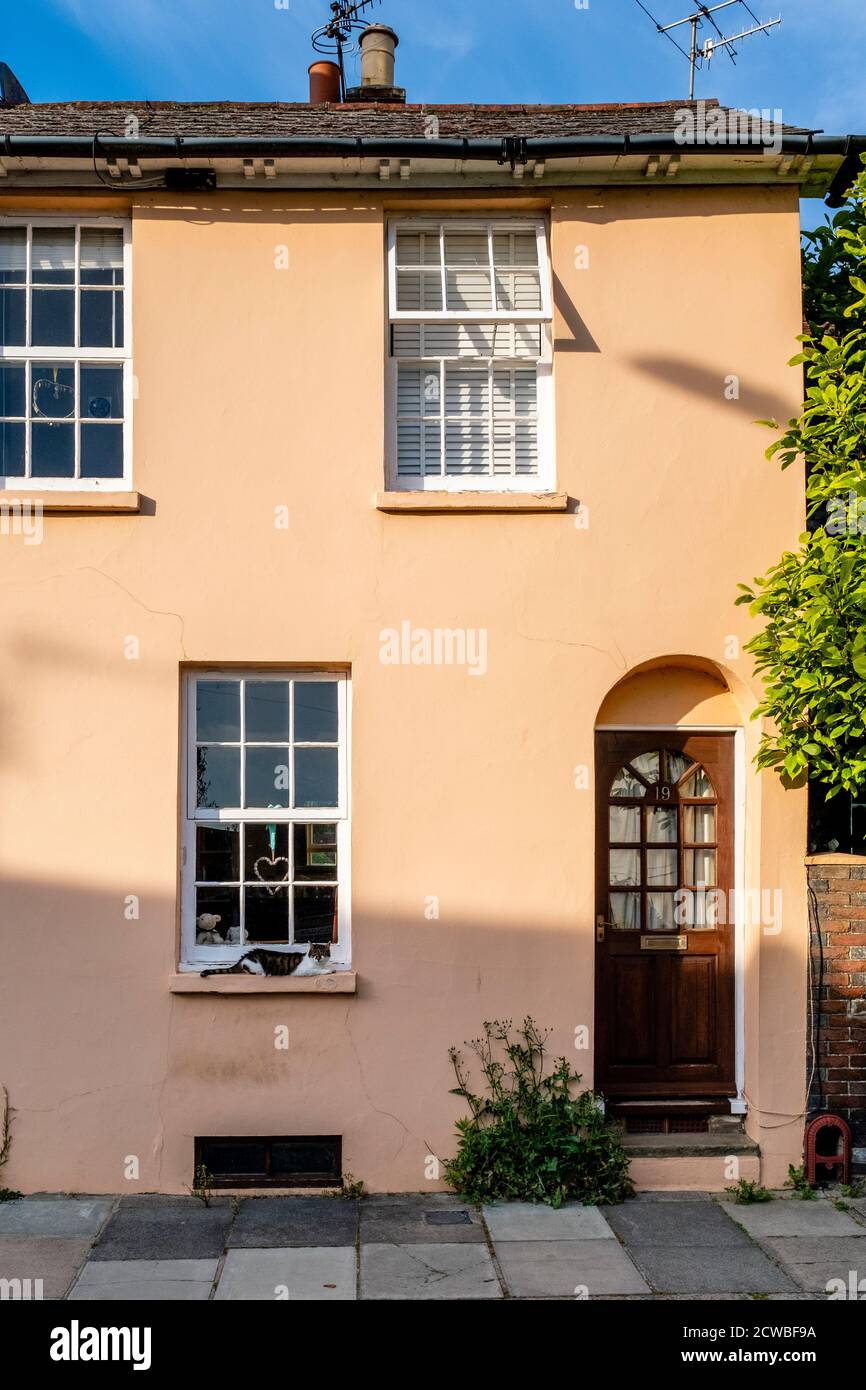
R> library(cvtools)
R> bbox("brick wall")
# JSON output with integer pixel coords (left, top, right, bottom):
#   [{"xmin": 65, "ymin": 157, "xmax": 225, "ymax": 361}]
[{"xmin": 807, "ymin": 856, "xmax": 866, "ymax": 1167}]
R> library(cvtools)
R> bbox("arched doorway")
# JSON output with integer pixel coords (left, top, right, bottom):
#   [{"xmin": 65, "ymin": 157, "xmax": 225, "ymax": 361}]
[{"xmin": 595, "ymin": 667, "xmax": 741, "ymax": 1106}]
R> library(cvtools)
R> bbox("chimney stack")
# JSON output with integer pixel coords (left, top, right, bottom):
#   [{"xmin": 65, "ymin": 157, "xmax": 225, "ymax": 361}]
[{"xmin": 345, "ymin": 25, "xmax": 405, "ymax": 104}]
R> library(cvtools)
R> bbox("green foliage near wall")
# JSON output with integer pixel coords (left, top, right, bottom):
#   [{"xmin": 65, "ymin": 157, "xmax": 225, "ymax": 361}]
[{"xmin": 737, "ymin": 162, "xmax": 866, "ymax": 799}]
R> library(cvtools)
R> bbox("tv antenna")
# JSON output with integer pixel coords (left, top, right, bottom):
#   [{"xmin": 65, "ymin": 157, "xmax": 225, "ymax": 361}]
[
  {"xmin": 312, "ymin": 0, "xmax": 382, "ymax": 101},
  {"xmin": 634, "ymin": 1, "xmax": 782, "ymax": 100}
]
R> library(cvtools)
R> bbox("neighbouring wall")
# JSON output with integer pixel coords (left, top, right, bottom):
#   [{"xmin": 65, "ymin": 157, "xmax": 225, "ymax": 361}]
[{"xmin": 807, "ymin": 856, "xmax": 866, "ymax": 1168}]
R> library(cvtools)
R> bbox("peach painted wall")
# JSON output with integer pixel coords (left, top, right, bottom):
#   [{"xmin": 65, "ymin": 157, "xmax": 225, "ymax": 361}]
[{"xmin": 0, "ymin": 184, "xmax": 806, "ymax": 1192}]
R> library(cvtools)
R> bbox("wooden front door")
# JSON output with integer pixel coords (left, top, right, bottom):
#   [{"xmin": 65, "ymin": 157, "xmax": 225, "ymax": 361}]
[{"xmin": 594, "ymin": 731, "xmax": 736, "ymax": 1099}]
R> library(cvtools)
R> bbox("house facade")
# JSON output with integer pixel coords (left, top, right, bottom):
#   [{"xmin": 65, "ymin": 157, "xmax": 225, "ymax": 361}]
[{"xmin": 0, "ymin": 37, "xmax": 861, "ymax": 1194}]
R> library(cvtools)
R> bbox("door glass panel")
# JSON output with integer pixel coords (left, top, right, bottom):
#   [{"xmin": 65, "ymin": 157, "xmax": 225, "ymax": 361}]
[
  {"xmin": 609, "ymin": 849, "xmax": 640, "ymax": 887},
  {"xmin": 683, "ymin": 804, "xmax": 716, "ymax": 844},
  {"xmin": 610, "ymin": 765, "xmax": 644, "ymax": 797},
  {"xmin": 684, "ymin": 847, "xmax": 716, "ymax": 887},
  {"xmin": 681, "ymin": 766, "xmax": 714, "ymax": 798},
  {"xmin": 630, "ymin": 750, "xmax": 660, "ymax": 783},
  {"xmin": 609, "ymin": 805, "xmax": 640, "ymax": 843},
  {"xmin": 665, "ymin": 750, "xmax": 692, "ymax": 783},
  {"xmin": 647, "ymin": 892, "xmax": 675, "ymax": 931},
  {"xmin": 646, "ymin": 805, "xmax": 677, "ymax": 843},
  {"xmin": 683, "ymin": 889, "xmax": 719, "ymax": 929},
  {"xmin": 609, "ymin": 892, "xmax": 640, "ymax": 930},
  {"xmin": 647, "ymin": 848, "xmax": 677, "ymax": 886}
]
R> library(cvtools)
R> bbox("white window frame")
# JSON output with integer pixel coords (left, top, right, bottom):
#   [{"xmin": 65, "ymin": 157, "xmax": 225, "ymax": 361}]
[
  {"xmin": 386, "ymin": 216, "xmax": 555, "ymax": 493},
  {"xmin": 180, "ymin": 669, "xmax": 352, "ymax": 970},
  {"xmin": 0, "ymin": 214, "xmax": 132, "ymax": 492}
]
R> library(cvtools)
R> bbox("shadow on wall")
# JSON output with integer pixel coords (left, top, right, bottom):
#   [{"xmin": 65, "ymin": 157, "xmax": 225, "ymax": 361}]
[{"xmin": 627, "ymin": 352, "xmax": 797, "ymax": 427}]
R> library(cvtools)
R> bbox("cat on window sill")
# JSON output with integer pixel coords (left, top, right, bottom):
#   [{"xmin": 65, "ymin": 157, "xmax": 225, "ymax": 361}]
[{"xmin": 200, "ymin": 943, "xmax": 335, "ymax": 978}]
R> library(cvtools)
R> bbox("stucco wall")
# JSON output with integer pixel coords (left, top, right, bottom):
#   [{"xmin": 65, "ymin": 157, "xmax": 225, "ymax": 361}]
[{"xmin": 0, "ymin": 183, "xmax": 807, "ymax": 1192}]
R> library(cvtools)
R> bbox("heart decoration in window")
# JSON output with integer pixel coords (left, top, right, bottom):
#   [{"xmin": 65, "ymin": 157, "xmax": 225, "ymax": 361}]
[
  {"xmin": 32, "ymin": 377, "xmax": 75, "ymax": 419},
  {"xmin": 254, "ymin": 856, "xmax": 289, "ymax": 895}
]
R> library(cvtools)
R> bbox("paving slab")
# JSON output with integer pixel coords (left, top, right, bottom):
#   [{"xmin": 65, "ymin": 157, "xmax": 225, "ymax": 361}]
[
  {"xmin": 216, "ymin": 1247, "xmax": 356, "ymax": 1300},
  {"xmin": 69, "ymin": 1259, "xmax": 217, "ymax": 1301},
  {"xmin": 482, "ymin": 1201, "xmax": 612, "ymax": 1242},
  {"xmin": 626, "ymin": 1244, "xmax": 799, "ymax": 1295},
  {"xmin": 90, "ymin": 1196, "xmax": 233, "ymax": 1261},
  {"xmin": 606, "ymin": 1199, "xmax": 747, "ymax": 1248},
  {"xmin": 0, "ymin": 1235, "xmax": 90, "ymax": 1301},
  {"xmin": 758, "ymin": 1236, "xmax": 866, "ymax": 1295},
  {"xmin": 229, "ymin": 1197, "xmax": 358, "ymax": 1248},
  {"xmin": 0, "ymin": 1197, "xmax": 113, "ymax": 1239},
  {"xmin": 361, "ymin": 1242, "xmax": 500, "ymax": 1299},
  {"xmin": 362, "ymin": 1195, "xmax": 483, "ymax": 1244},
  {"xmin": 496, "ymin": 1238, "xmax": 649, "ymax": 1298},
  {"xmin": 722, "ymin": 1198, "xmax": 866, "ymax": 1238},
  {"xmin": 632, "ymin": 1191, "xmax": 714, "ymax": 1202}
]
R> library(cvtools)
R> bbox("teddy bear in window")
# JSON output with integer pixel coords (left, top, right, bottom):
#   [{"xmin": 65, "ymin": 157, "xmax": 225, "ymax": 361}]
[{"xmin": 196, "ymin": 913, "xmax": 223, "ymax": 946}]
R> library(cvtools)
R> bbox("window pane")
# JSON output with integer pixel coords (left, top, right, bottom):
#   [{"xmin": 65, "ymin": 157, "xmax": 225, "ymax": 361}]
[
  {"xmin": 80, "ymin": 365, "xmax": 123, "ymax": 420},
  {"xmin": 0, "ymin": 288, "xmax": 25, "ymax": 345},
  {"xmin": 80, "ymin": 425, "xmax": 123, "ymax": 478},
  {"xmin": 31, "ymin": 228, "xmax": 75, "ymax": 283},
  {"xmin": 446, "ymin": 268, "xmax": 493, "ymax": 312},
  {"xmin": 396, "ymin": 269, "xmax": 442, "ymax": 312},
  {"xmin": 609, "ymin": 805, "xmax": 640, "ymax": 843},
  {"xmin": 293, "ymin": 823, "xmax": 337, "ymax": 880},
  {"xmin": 684, "ymin": 848, "xmax": 716, "ymax": 887},
  {"xmin": 0, "ymin": 228, "xmax": 26, "ymax": 283},
  {"xmin": 245, "ymin": 885, "xmax": 289, "ymax": 944},
  {"xmin": 195, "ymin": 886, "xmax": 239, "ymax": 943},
  {"xmin": 0, "ymin": 365, "xmax": 26, "ymax": 418},
  {"xmin": 682, "ymin": 889, "xmax": 718, "ymax": 929},
  {"xmin": 196, "ymin": 824, "xmax": 240, "ymax": 882},
  {"xmin": 293, "ymin": 886, "xmax": 336, "ymax": 944},
  {"xmin": 245, "ymin": 680, "xmax": 289, "ymax": 742},
  {"xmin": 609, "ymin": 848, "xmax": 640, "ymax": 887},
  {"xmin": 647, "ymin": 893, "xmax": 675, "ymax": 931},
  {"xmin": 610, "ymin": 766, "xmax": 644, "ymax": 797},
  {"xmin": 245, "ymin": 747, "xmax": 290, "ymax": 808},
  {"xmin": 294, "ymin": 681, "xmax": 338, "ymax": 743},
  {"xmin": 32, "ymin": 364, "xmax": 75, "ymax": 419},
  {"xmin": 492, "ymin": 232, "xmax": 538, "ymax": 267},
  {"xmin": 665, "ymin": 750, "xmax": 692, "ymax": 783},
  {"xmin": 0, "ymin": 421, "xmax": 24, "ymax": 475},
  {"xmin": 245, "ymin": 823, "xmax": 289, "ymax": 888},
  {"xmin": 80, "ymin": 229, "xmax": 123, "ymax": 285},
  {"xmin": 197, "ymin": 680, "xmax": 240, "ymax": 741},
  {"xmin": 681, "ymin": 767, "xmax": 714, "ymax": 798},
  {"xmin": 495, "ymin": 270, "xmax": 542, "ymax": 312},
  {"xmin": 80, "ymin": 289, "xmax": 123, "ymax": 348},
  {"xmin": 196, "ymin": 745, "xmax": 240, "ymax": 808},
  {"xmin": 631, "ymin": 751, "xmax": 660, "ymax": 783},
  {"xmin": 294, "ymin": 747, "xmax": 338, "ymax": 808},
  {"xmin": 31, "ymin": 289, "xmax": 75, "ymax": 345},
  {"xmin": 646, "ymin": 806, "xmax": 677, "ymax": 843},
  {"xmin": 444, "ymin": 232, "xmax": 488, "ymax": 266},
  {"xmin": 683, "ymin": 805, "xmax": 716, "ymax": 844},
  {"xmin": 31, "ymin": 422, "xmax": 74, "ymax": 477},
  {"xmin": 647, "ymin": 848, "xmax": 677, "ymax": 886},
  {"xmin": 609, "ymin": 892, "xmax": 640, "ymax": 930}
]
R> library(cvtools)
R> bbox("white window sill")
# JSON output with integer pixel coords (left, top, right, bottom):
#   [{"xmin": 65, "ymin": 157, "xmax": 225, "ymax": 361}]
[
  {"xmin": 170, "ymin": 971, "xmax": 357, "ymax": 995},
  {"xmin": 376, "ymin": 490, "xmax": 568, "ymax": 514},
  {"xmin": 0, "ymin": 490, "xmax": 141, "ymax": 514}
]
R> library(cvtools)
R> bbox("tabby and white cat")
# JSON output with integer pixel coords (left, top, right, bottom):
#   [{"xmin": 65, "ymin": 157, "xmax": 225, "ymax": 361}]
[{"xmin": 200, "ymin": 943, "xmax": 333, "ymax": 978}]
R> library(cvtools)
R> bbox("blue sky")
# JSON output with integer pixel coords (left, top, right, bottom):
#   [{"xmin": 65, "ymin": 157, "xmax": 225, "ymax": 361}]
[{"xmin": 4, "ymin": 1, "xmax": 864, "ymax": 225}]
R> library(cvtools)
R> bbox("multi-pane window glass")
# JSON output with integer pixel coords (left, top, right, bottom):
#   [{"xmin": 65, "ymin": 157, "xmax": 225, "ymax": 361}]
[
  {"xmin": 187, "ymin": 675, "xmax": 347, "ymax": 955},
  {"xmin": 0, "ymin": 223, "xmax": 127, "ymax": 481},
  {"xmin": 390, "ymin": 221, "xmax": 551, "ymax": 487},
  {"xmin": 607, "ymin": 749, "xmax": 719, "ymax": 933}
]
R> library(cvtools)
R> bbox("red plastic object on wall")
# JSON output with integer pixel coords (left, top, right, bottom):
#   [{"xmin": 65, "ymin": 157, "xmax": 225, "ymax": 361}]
[{"xmin": 805, "ymin": 1114, "xmax": 852, "ymax": 1186}]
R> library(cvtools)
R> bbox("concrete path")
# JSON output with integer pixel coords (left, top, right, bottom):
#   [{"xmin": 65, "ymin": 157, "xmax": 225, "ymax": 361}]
[{"xmin": 1, "ymin": 1190, "xmax": 864, "ymax": 1300}]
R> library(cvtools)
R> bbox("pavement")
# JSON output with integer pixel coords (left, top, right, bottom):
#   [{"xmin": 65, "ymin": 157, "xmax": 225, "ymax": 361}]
[{"xmin": 1, "ymin": 1190, "xmax": 865, "ymax": 1300}]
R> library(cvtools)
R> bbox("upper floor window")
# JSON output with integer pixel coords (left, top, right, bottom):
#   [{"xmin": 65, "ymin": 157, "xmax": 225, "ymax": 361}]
[
  {"xmin": 387, "ymin": 218, "xmax": 554, "ymax": 492},
  {"xmin": 0, "ymin": 218, "xmax": 130, "ymax": 490}
]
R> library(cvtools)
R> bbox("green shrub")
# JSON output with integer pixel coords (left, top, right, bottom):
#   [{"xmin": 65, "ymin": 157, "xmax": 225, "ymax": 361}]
[
  {"xmin": 727, "ymin": 1178, "xmax": 772, "ymax": 1205},
  {"xmin": 444, "ymin": 1017, "xmax": 633, "ymax": 1208}
]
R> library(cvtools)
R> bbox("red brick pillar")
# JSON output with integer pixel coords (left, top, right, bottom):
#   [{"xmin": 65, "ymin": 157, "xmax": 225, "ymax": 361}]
[{"xmin": 806, "ymin": 854, "xmax": 866, "ymax": 1170}]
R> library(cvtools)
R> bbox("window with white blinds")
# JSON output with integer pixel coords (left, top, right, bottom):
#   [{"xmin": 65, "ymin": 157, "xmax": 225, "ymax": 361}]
[
  {"xmin": 0, "ymin": 219, "xmax": 131, "ymax": 490},
  {"xmin": 387, "ymin": 219, "xmax": 554, "ymax": 492}
]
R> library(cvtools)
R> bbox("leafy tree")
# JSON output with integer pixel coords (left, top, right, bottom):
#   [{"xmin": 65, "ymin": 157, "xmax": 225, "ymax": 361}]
[
  {"xmin": 737, "ymin": 162, "xmax": 866, "ymax": 800},
  {"xmin": 802, "ymin": 204, "xmax": 862, "ymax": 339}
]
